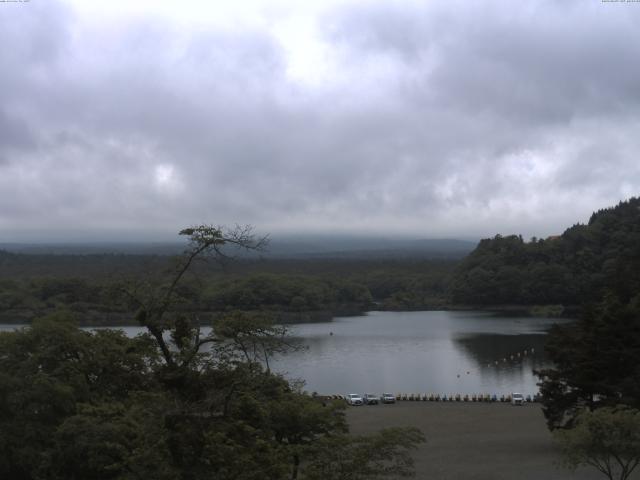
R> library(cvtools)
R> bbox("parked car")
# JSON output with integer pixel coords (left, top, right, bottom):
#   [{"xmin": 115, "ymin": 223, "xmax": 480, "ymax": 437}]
[
  {"xmin": 346, "ymin": 393, "xmax": 364, "ymax": 406},
  {"xmin": 511, "ymin": 393, "xmax": 524, "ymax": 406},
  {"xmin": 381, "ymin": 393, "xmax": 396, "ymax": 404},
  {"xmin": 363, "ymin": 393, "xmax": 380, "ymax": 405}
]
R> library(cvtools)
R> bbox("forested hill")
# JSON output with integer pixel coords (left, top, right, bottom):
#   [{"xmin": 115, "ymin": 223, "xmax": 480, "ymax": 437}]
[{"xmin": 450, "ymin": 197, "xmax": 640, "ymax": 307}]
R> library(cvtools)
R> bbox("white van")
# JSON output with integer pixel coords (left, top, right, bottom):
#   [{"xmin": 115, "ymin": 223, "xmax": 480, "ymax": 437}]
[{"xmin": 511, "ymin": 393, "xmax": 524, "ymax": 406}]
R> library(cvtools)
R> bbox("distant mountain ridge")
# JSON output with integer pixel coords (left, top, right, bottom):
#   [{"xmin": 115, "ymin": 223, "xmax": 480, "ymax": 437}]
[
  {"xmin": 0, "ymin": 243, "xmax": 185, "ymax": 256},
  {"xmin": 0, "ymin": 236, "xmax": 476, "ymax": 260},
  {"xmin": 265, "ymin": 237, "xmax": 475, "ymax": 259}
]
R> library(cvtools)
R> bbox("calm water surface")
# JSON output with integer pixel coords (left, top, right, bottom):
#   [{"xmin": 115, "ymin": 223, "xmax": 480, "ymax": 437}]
[
  {"xmin": 1, "ymin": 311, "xmax": 563, "ymax": 397},
  {"xmin": 270, "ymin": 311, "xmax": 562, "ymax": 396}
]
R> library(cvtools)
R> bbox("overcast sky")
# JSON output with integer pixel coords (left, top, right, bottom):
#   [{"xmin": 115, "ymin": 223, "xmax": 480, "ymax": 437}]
[{"xmin": 1, "ymin": 0, "xmax": 639, "ymax": 242}]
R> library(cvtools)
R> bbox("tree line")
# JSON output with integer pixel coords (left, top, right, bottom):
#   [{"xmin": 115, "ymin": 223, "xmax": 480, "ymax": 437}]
[
  {"xmin": 450, "ymin": 197, "xmax": 640, "ymax": 307},
  {"xmin": 0, "ymin": 256, "xmax": 456, "ymax": 325},
  {"xmin": 525, "ymin": 199, "xmax": 640, "ymax": 480}
]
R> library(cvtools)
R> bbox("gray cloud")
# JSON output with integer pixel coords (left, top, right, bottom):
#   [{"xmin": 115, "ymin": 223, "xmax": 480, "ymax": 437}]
[{"xmin": 0, "ymin": 0, "xmax": 639, "ymax": 241}]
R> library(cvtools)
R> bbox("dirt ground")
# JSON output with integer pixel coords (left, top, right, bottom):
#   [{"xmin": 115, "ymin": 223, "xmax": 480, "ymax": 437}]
[{"xmin": 346, "ymin": 401, "xmax": 638, "ymax": 480}]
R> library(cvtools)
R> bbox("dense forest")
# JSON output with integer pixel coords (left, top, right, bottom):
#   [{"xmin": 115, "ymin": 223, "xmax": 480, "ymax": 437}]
[
  {"xmin": 2, "ymin": 197, "xmax": 640, "ymax": 325},
  {"xmin": 0, "ymin": 227, "xmax": 425, "ymax": 480},
  {"xmin": 0, "ymin": 198, "xmax": 640, "ymax": 324},
  {"xmin": 450, "ymin": 197, "xmax": 640, "ymax": 308},
  {"xmin": 0, "ymin": 250, "xmax": 456, "ymax": 325}
]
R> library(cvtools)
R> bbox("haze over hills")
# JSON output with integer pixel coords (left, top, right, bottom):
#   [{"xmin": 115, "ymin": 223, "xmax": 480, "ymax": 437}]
[
  {"xmin": 0, "ymin": 235, "xmax": 477, "ymax": 260},
  {"xmin": 264, "ymin": 236, "xmax": 476, "ymax": 259}
]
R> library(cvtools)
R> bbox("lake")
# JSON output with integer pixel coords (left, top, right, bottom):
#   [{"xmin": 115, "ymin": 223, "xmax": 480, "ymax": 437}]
[
  {"xmin": 0, "ymin": 310, "xmax": 562, "ymax": 397},
  {"xmin": 270, "ymin": 311, "xmax": 561, "ymax": 397}
]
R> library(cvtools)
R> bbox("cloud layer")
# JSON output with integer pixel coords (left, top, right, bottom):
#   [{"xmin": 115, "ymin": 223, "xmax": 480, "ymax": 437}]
[{"xmin": 1, "ymin": 0, "xmax": 639, "ymax": 241}]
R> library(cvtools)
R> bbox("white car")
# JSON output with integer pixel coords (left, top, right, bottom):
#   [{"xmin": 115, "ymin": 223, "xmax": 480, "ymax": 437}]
[
  {"xmin": 381, "ymin": 393, "xmax": 396, "ymax": 404},
  {"xmin": 346, "ymin": 393, "xmax": 364, "ymax": 406},
  {"xmin": 511, "ymin": 393, "xmax": 524, "ymax": 406}
]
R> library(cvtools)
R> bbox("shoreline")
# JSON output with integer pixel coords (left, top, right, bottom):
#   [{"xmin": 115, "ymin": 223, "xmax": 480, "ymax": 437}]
[{"xmin": 0, "ymin": 304, "xmax": 575, "ymax": 327}]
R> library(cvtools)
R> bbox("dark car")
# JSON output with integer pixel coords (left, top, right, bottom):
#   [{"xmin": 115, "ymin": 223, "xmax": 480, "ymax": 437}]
[{"xmin": 363, "ymin": 393, "xmax": 380, "ymax": 405}]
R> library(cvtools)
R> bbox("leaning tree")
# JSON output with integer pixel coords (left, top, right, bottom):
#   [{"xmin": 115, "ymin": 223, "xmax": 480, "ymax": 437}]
[{"xmin": 0, "ymin": 224, "xmax": 426, "ymax": 480}]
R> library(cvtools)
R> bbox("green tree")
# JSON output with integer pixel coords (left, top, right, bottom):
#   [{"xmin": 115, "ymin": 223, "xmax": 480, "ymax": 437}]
[
  {"xmin": 555, "ymin": 407, "xmax": 640, "ymax": 480},
  {"xmin": 214, "ymin": 310, "xmax": 301, "ymax": 372},
  {"xmin": 536, "ymin": 295, "xmax": 640, "ymax": 429},
  {"xmin": 1, "ymin": 225, "xmax": 425, "ymax": 480},
  {"xmin": 450, "ymin": 197, "xmax": 640, "ymax": 307},
  {"xmin": 0, "ymin": 313, "xmax": 159, "ymax": 480},
  {"xmin": 122, "ymin": 224, "xmax": 268, "ymax": 372},
  {"xmin": 302, "ymin": 427, "xmax": 425, "ymax": 480}
]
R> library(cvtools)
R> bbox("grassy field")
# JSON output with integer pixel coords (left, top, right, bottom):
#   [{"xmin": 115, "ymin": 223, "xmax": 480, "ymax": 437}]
[{"xmin": 347, "ymin": 402, "xmax": 636, "ymax": 480}]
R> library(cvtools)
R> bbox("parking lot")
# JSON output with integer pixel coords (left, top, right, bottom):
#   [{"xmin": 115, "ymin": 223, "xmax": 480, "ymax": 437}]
[{"xmin": 346, "ymin": 402, "xmax": 625, "ymax": 480}]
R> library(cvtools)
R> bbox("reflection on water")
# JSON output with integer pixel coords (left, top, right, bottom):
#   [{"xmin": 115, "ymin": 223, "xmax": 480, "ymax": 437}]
[
  {"xmin": 1, "ymin": 310, "xmax": 565, "ymax": 397},
  {"xmin": 0, "ymin": 324, "xmax": 23, "ymax": 332},
  {"xmin": 270, "ymin": 311, "xmax": 564, "ymax": 396}
]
